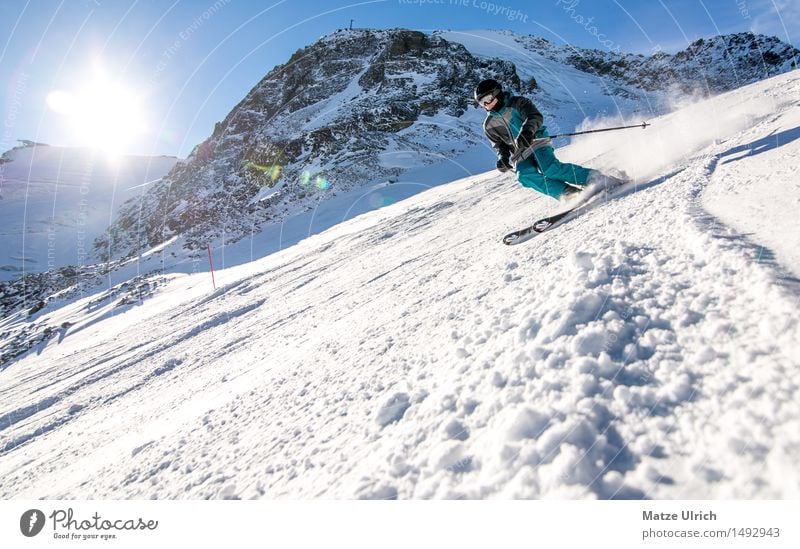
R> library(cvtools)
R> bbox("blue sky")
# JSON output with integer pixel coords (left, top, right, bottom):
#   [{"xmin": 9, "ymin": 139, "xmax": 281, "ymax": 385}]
[{"xmin": 0, "ymin": 0, "xmax": 796, "ymax": 157}]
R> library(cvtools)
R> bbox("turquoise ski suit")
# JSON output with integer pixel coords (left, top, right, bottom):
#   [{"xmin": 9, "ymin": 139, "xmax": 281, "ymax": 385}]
[{"xmin": 483, "ymin": 92, "xmax": 594, "ymax": 199}]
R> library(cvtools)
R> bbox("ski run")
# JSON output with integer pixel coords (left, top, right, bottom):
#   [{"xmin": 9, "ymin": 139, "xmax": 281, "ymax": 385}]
[{"xmin": 1, "ymin": 71, "xmax": 799, "ymax": 499}]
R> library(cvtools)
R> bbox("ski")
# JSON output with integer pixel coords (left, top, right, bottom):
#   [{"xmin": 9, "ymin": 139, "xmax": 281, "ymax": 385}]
[
  {"xmin": 502, "ymin": 201, "xmax": 588, "ymax": 245},
  {"xmin": 502, "ymin": 179, "xmax": 631, "ymax": 245}
]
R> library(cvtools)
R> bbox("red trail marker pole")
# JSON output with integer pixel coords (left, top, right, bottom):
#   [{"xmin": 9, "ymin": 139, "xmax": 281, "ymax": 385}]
[{"xmin": 207, "ymin": 243, "xmax": 216, "ymax": 290}]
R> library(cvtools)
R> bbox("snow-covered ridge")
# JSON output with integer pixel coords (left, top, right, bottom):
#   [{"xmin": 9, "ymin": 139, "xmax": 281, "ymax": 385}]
[
  {"xmin": 0, "ymin": 144, "xmax": 177, "ymax": 323},
  {"xmin": 0, "ymin": 144, "xmax": 176, "ymax": 273},
  {"xmin": 1, "ymin": 71, "xmax": 798, "ymax": 499},
  {"xmin": 506, "ymin": 31, "xmax": 798, "ymax": 93}
]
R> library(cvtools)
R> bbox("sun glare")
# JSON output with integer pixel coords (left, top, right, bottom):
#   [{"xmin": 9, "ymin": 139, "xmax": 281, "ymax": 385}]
[{"xmin": 47, "ymin": 68, "xmax": 147, "ymax": 157}]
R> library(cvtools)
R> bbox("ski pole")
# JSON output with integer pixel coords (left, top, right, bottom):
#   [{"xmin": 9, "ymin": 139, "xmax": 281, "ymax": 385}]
[{"xmin": 549, "ymin": 122, "xmax": 650, "ymax": 139}]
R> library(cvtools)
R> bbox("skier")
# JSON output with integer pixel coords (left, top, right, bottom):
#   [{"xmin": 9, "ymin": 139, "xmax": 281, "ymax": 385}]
[{"xmin": 475, "ymin": 79, "xmax": 618, "ymax": 201}]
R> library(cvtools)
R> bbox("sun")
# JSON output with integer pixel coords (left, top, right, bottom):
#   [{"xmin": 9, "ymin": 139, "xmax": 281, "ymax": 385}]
[{"xmin": 47, "ymin": 68, "xmax": 147, "ymax": 157}]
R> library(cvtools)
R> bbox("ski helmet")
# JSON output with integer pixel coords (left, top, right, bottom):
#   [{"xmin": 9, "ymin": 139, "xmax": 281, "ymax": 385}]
[{"xmin": 474, "ymin": 79, "xmax": 502, "ymax": 104}]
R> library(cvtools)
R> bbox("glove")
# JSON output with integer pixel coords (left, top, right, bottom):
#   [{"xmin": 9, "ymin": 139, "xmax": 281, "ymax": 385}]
[
  {"xmin": 496, "ymin": 157, "xmax": 512, "ymax": 173},
  {"xmin": 511, "ymin": 137, "xmax": 551, "ymax": 164},
  {"xmin": 515, "ymin": 130, "xmax": 534, "ymax": 150}
]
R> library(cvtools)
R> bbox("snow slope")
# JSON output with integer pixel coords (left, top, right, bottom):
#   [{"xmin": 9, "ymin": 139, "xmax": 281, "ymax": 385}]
[
  {"xmin": 702, "ymin": 117, "xmax": 800, "ymax": 276},
  {"xmin": 0, "ymin": 72, "xmax": 798, "ymax": 499}
]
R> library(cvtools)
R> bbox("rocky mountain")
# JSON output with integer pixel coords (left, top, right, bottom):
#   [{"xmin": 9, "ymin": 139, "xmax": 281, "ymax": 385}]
[
  {"xmin": 546, "ymin": 32, "xmax": 798, "ymax": 93},
  {"xmin": 98, "ymin": 29, "xmax": 797, "ymax": 262},
  {"xmin": 99, "ymin": 29, "xmax": 533, "ymax": 257}
]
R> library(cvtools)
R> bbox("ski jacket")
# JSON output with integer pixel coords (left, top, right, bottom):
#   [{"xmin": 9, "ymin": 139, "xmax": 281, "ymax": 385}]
[{"xmin": 483, "ymin": 92, "xmax": 544, "ymax": 160}]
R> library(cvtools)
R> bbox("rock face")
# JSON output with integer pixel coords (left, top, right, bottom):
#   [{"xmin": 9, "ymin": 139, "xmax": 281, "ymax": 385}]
[
  {"xmin": 99, "ymin": 29, "xmax": 531, "ymax": 258},
  {"xmin": 554, "ymin": 32, "xmax": 799, "ymax": 93},
  {"xmin": 97, "ymin": 28, "xmax": 799, "ymax": 260}
]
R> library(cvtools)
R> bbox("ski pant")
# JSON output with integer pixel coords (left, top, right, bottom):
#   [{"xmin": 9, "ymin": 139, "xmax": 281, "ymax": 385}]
[{"xmin": 516, "ymin": 145, "xmax": 595, "ymax": 199}]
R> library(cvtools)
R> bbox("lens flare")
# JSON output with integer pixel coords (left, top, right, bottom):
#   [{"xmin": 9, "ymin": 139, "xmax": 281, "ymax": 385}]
[
  {"xmin": 162, "ymin": 129, "xmax": 180, "ymax": 145},
  {"xmin": 315, "ymin": 175, "xmax": 330, "ymax": 190},
  {"xmin": 245, "ymin": 162, "xmax": 282, "ymax": 186},
  {"xmin": 269, "ymin": 165, "xmax": 281, "ymax": 181},
  {"xmin": 369, "ymin": 192, "xmax": 395, "ymax": 208}
]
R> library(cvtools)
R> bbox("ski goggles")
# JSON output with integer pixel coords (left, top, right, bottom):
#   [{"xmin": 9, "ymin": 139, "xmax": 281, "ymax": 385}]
[{"xmin": 478, "ymin": 92, "xmax": 498, "ymax": 106}]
